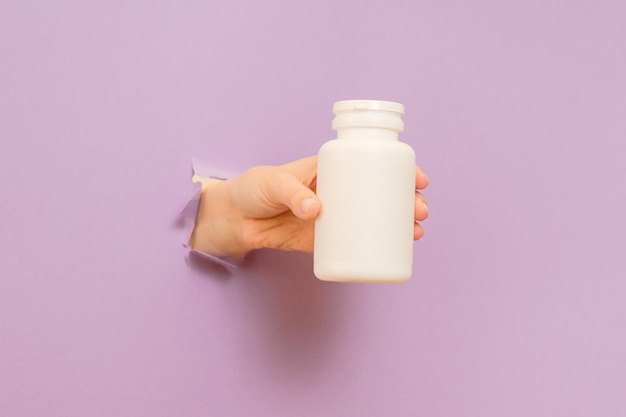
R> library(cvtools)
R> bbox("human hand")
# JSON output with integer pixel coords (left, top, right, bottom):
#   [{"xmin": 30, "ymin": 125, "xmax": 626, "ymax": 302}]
[{"xmin": 190, "ymin": 156, "xmax": 429, "ymax": 257}]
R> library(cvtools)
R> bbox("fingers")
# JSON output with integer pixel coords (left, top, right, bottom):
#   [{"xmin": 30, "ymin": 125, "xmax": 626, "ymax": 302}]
[
  {"xmin": 414, "ymin": 191, "xmax": 428, "ymax": 221},
  {"xmin": 414, "ymin": 166, "xmax": 429, "ymax": 240},
  {"xmin": 266, "ymin": 170, "xmax": 321, "ymax": 220},
  {"xmin": 298, "ymin": 196, "xmax": 321, "ymax": 219},
  {"xmin": 275, "ymin": 156, "xmax": 320, "ymax": 220},
  {"xmin": 281, "ymin": 155, "xmax": 318, "ymax": 187},
  {"xmin": 414, "ymin": 190, "xmax": 428, "ymax": 241},
  {"xmin": 414, "ymin": 221, "xmax": 425, "ymax": 240},
  {"xmin": 415, "ymin": 165, "xmax": 430, "ymax": 190}
]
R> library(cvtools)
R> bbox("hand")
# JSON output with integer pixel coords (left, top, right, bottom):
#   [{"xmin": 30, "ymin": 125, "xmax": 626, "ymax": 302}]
[{"xmin": 190, "ymin": 156, "xmax": 429, "ymax": 257}]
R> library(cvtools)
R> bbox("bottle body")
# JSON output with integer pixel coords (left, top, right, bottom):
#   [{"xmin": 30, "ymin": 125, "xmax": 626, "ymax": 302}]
[{"xmin": 314, "ymin": 100, "xmax": 416, "ymax": 283}]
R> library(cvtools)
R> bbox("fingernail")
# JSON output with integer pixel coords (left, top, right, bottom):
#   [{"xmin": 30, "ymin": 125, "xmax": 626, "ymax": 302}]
[
  {"xmin": 423, "ymin": 202, "xmax": 429, "ymax": 213},
  {"xmin": 300, "ymin": 197, "xmax": 317, "ymax": 214}
]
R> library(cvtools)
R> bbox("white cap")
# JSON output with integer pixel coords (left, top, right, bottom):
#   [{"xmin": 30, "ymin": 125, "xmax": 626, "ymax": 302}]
[
  {"xmin": 333, "ymin": 100, "xmax": 404, "ymax": 114},
  {"xmin": 332, "ymin": 100, "xmax": 404, "ymax": 132}
]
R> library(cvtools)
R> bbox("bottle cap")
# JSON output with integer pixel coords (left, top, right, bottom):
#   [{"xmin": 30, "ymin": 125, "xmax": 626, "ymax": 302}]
[
  {"xmin": 332, "ymin": 100, "xmax": 404, "ymax": 132},
  {"xmin": 333, "ymin": 100, "xmax": 404, "ymax": 114}
]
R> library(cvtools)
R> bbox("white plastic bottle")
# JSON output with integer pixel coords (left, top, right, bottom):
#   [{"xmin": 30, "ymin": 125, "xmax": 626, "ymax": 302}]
[{"xmin": 314, "ymin": 100, "xmax": 416, "ymax": 283}]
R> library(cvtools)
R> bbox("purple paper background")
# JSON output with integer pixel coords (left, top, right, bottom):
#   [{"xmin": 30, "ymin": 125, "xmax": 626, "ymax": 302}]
[{"xmin": 2, "ymin": 1, "xmax": 626, "ymax": 416}]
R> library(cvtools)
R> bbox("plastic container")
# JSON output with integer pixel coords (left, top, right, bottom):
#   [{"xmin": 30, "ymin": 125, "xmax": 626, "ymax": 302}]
[{"xmin": 314, "ymin": 100, "xmax": 416, "ymax": 283}]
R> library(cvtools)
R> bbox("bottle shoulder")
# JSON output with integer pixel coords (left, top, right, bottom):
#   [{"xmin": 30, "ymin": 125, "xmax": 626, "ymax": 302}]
[{"xmin": 319, "ymin": 139, "xmax": 415, "ymax": 157}]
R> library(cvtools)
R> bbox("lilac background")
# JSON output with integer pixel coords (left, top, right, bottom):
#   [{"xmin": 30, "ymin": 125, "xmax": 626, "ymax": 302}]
[{"xmin": 2, "ymin": 1, "xmax": 625, "ymax": 416}]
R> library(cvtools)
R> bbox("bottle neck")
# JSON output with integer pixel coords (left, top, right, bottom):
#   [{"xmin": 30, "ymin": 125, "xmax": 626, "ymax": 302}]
[
  {"xmin": 332, "ymin": 100, "xmax": 405, "ymax": 141},
  {"xmin": 336, "ymin": 127, "xmax": 399, "ymax": 141}
]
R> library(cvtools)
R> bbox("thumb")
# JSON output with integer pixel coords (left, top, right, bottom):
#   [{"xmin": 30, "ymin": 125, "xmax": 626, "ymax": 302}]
[{"xmin": 268, "ymin": 172, "xmax": 321, "ymax": 220}]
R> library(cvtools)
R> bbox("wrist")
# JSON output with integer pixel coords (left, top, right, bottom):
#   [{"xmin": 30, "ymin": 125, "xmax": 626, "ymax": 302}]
[{"xmin": 190, "ymin": 179, "xmax": 251, "ymax": 257}]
